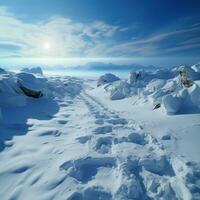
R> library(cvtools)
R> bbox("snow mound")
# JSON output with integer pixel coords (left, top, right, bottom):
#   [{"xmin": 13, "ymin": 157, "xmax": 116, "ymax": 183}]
[
  {"xmin": 0, "ymin": 72, "xmax": 27, "ymax": 107},
  {"xmin": 162, "ymin": 94, "xmax": 183, "ymax": 115},
  {"xmin": 21, "ymin": 67, "xmax": 43, "ymax": 76},
  {"xmin": 162, "ymin": 84, "xmax": 200, "ymax": 114},
  {"xmin": 97, "ymin": 73, "xmax": 120, "ymax": 87}
]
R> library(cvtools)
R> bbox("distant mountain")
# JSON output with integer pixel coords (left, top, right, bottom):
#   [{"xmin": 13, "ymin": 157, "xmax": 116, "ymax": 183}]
[{"xmin": 68, "ymin": 62, "xmax": 159, "ymax": 71}]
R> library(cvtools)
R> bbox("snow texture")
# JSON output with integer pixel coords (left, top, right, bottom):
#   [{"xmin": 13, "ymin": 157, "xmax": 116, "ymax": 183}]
[{"xmin": 0, "ymin": 65, "xmax": 200, "ymax": 200}]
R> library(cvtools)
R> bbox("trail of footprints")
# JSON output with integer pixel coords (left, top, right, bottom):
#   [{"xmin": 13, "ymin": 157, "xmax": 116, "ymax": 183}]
[
  {"xmin": 63, "ymin": 92, "xmax": 189, "ymax": 200},
  {"xmin": 5, "ymin": 91, "xmax": 199, "ymax": 200}
]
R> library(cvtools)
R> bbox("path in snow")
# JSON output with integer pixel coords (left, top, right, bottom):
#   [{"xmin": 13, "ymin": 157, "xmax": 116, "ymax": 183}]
[{"xmin": 0, "ymin": 79, "xmax": 199, "ymax": 200}]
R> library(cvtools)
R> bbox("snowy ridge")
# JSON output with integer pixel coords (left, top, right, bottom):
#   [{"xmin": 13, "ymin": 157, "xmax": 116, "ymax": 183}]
[{"xmin": 0, "ymin": 67, "xmax": 199, "ymax": 199}]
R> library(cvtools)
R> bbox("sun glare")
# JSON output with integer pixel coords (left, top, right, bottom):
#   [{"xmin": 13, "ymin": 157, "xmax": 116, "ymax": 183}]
[{"xmin": 43, "ymin": 42, "xmax": 51, "ymax": 50}]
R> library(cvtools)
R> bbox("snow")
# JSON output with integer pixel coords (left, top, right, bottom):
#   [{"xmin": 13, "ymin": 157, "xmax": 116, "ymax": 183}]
[{"xmin": 0, "ymin": 65, "xmax": 200, "ymax": 200}]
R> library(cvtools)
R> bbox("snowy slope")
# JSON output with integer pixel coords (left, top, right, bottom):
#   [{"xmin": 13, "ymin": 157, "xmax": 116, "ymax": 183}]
[{"xmin": 0, "ymin": 67, "xmax": 199, "ymax": 200}]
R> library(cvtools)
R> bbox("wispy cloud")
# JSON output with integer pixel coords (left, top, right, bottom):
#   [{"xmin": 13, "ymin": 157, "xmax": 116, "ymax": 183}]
[
  {"xmin": 101, "ymin": 23, "xmax": 200, "ymax": 56},
  {"xmin": 0, "ymin": 7, "xmax": 120, "ymax": 58},
  {"xmin": 0, "ymin": 6, "xmax": 199, "ymax": 58}
]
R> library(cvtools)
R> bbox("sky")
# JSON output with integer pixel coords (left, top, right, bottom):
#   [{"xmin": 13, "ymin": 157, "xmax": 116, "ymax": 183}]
[{"xmin": 0, "ymin": 0, "xmax": 200, "ymax": 66}]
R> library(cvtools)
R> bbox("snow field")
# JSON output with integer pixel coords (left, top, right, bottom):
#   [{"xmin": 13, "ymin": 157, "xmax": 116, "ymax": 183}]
[{"xmin": 0, "ymin": 66, "xmax": 199, "ymax": 199}]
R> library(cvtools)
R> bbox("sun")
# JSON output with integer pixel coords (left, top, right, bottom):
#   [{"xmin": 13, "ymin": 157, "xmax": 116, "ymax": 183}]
[{"xmin": 43, "ymin": 42, "xmax": 51, "ymax": 50}]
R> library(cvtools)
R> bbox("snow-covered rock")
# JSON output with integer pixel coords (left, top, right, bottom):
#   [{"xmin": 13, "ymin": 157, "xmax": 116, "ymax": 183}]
[
  {"xmin": 188, "ymin": 84, "xmax": 200, "ymax": 106},
  {"xmin": 146, "ymin": 79, "xmax": 166, "ymax": 93},
  {"xmin": 0, "ymin": 72, "xmax": 27, "ymax": 107},
  {"xmin": 178, "ymin": 84, "xmax": 200, "ymax": 111},
  {"xmin": 110, "ymin": 81, "xmax": 130, "ymax": 100},
  {"xmin": 177, "ymin": 65, "xmax": 200, "ymax": 81},
  {"xmin": 191, "ymin": 63, "xmax": 200, "ymax": 72},
  {"xmin": 21, "ymin": 67, "xmax": 43, "ymax": 76},
  {"xmin": 129, "ymin": 71, "xmax": 142, "ymax": 85},
  {"xmin": 162, "ymin": 94, "xmax": 182, "ymax": 115},
  {"xmin": 16, "ymin": 72, "xmax": 49, "ymax": 97},
  {"xmin": 97, "ymin": 73, "xmax": 120, "ymax": 87},
  {"xmin": 17, "ymin": 72, "xmax": 43, "ymax": 91}
]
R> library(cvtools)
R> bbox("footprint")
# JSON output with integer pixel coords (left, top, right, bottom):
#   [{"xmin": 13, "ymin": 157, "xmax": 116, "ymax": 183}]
[
  {"xmin": 115, "ymin": 158, "xmax": 145, "ymax": 200},
  {"xmin": 10, "ymin": 163, "xmax": 33, "ymax": 174},
  {"xmin": 83, "ymin": 186, "xmax": 112, "ymax": 200},
  {"xmin": 95, "ymin": 113, "xmax": 108, "ymax": 119},
  {"xmin": 76, "ymin": 135, "xmax": 91, "ymax": 144},
  {"xmin": 185, "ymin": 162, "xmax": 200, "ymax": 197},
  {"xmin": 46, "ymin": 175, "xmax": 67, "ymax": 190},
  {"xmin": 57, "ymin": 119, "xmax": 68, "ymax": 124},
  {"xmin": 38, "ymin": 130, "xmax": 61, "ymax": 137},
  {"xmin": 127, "ymin": 132, "xmax": 148, "ymax": 145},
  {"xmin": 107, "ymin": 118, "xmax": 127, "ymax": 125},
  {"xmin": 95, "ymin": 119, "xmax": 104, "ymax": 125},
  {"xmin": 60, "ymin": 157, "xmax": 116, "ymax": 183},
  {"xmin": 139, "ymin": 154, "xmax": 175, "ymax": 176},
  {"xmin": 68, "ymin": 192, "xmax": 83, "ymax": 200},
  {"xmin": 68, "ymin": 187, "xmax": 112, "ymax": 200},
  {"xmin": 93, "ymin": 126, "xmax": 112, "ymax": 135},
  {"xmin": 29, "ymin": 172, "xmax": 43, "ymax": 185},
  {"xmin": 94, "ymin": 136, "xmax": 113, "ymax": 154}
]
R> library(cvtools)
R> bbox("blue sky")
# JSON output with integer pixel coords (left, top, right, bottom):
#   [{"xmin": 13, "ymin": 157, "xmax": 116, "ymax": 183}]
[{"xmin": 0, "ymin": 0, "xmax": 200, "ymax": 65}]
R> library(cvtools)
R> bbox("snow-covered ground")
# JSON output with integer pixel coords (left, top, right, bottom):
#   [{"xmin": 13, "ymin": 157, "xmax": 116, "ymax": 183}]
[{"xmin": 0, "ymin": 66, "xmax": 200, "ymax": 200}]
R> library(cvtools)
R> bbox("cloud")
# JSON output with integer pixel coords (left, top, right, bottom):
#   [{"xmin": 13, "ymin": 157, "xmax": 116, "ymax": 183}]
[
  {"xmin": 0, "ymin": 6, "xmax": 199, "ymax": 58},
  {"xmin": 101, "ymin": 24, "xmax": 200, "ymax": 56},
  {"xmin": 0, "ymin": 7, "xmax": 120, "ymax": 58}
]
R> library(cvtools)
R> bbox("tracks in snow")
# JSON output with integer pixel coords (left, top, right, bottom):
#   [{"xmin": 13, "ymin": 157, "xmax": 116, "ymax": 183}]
[
  {"xmin": 0, "ymin": 83, "xmax": 199, "ymax": 200},
  {"xmin": 67, "ymin": 89, "xmax": 198, "ymax": 200}
]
